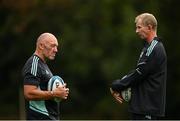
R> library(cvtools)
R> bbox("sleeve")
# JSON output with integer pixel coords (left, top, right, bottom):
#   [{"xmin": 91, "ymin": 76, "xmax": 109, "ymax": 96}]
[
  {"xmin": 111, "ymin": 46, "xmax": 159, "ymax": 92},
  {"xmin": 24, "ymin": 73, "xmax": 40, "ymax": 86},
  {"xmin": 23, "ymin": 58, "xmax": 41, "ymax": 86}
]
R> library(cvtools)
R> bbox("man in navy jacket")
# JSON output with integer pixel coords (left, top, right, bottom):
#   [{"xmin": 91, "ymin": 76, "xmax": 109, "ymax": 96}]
[{"xmin": 110, "ymin": 13, "xmax": 167, "ymax": 120}]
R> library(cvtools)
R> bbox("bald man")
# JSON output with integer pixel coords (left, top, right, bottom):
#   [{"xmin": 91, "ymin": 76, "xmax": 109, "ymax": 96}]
[{"xmin": 22, "ymin": 33, "xmax": 69, "ymax": 120}]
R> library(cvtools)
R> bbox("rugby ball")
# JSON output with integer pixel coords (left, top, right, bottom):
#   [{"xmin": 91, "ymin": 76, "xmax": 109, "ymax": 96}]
[
  {"xmin": 121, "ymin": 88, "xmax": 131, "ymax": 102},
  {"xmin": 48, "ymin": 75, "xmax": 65, "ymax": 102}
]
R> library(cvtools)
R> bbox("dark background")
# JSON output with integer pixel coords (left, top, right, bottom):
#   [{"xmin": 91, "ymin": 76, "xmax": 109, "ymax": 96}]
[{"xmin": 0, "ymin": 0, "xmax": 180, "ymax": 119}]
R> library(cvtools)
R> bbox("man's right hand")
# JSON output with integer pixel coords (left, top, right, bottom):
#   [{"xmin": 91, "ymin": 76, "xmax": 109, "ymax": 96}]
[
  {"xmin": 53, "ymin": 83, "xmax": 69, "ymax": 100},
  {"xmin": 110, "ymin": 88, "xmax": 123, "ymax": 104}
]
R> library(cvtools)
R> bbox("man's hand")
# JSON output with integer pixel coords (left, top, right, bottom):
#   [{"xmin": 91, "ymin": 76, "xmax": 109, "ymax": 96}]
[
  {"xmin": 53, "ymin": 83, "xmax": 69, "ymax": 100},
  {"xmin": 110, "ymin": 88, "xmax": 123, "ymax": 104}
]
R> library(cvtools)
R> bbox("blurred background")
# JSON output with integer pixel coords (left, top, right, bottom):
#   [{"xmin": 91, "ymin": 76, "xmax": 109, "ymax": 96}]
[{"xmin": 0, "ymin": 0, "xmax": 180, "ymax": 120}]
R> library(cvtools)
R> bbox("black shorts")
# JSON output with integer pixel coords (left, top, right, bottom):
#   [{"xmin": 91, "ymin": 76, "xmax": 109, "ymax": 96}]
[
  {"xmin": 131, "ymin": 113, "xmax": 160, "ymax": 120},
  {"xmin": 26, "ymin": 108, "xmax": 59, "ymax": 120}
]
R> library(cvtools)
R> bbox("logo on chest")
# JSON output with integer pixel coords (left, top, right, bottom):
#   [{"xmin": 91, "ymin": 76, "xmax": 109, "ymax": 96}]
[{"xmin": 46, "ymin": 70, "xmax": 49, "ymax": 75}]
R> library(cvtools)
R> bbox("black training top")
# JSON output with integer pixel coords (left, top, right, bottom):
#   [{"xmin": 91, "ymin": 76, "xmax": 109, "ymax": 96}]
[
  {"xmin": 22, "ymin": 54, "xmax": 59, "ymax": 119},
  {"xmin": 111, "ymin": 37, "xmax": 167, "ymax": 117}
]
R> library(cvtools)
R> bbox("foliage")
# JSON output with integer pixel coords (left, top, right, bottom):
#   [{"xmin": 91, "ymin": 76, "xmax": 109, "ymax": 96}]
[{"xmin": 0, "ymin": 0, "xmax": 180, "ymax": 119}]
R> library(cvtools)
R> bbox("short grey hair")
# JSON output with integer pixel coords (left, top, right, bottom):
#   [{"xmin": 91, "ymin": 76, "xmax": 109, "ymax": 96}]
[{"xmin": 135, "ymin": 13, "xmax": 157, "ymax": 31}]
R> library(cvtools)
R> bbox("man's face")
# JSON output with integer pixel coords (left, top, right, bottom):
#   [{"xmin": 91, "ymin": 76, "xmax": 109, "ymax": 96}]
[
  {"xmin": 42, "ymin": 38, "xmax": 58, "ymax": 60},
  {"xmin": 135, "ymin": 19, "xmax": 149, "ymax": 40}
]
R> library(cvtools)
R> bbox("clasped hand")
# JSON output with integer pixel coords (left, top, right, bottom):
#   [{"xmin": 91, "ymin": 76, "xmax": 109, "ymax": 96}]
[
  {"xmin": 54, "ymin": 83, "xmax": 69, "ymax": 99},
  {"xmin": 110, "ymin": 88, "xmax": 123, "ymax": 104}
]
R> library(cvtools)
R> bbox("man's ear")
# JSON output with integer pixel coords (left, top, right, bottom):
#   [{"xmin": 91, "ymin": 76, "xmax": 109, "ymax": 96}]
[
  {"xmin": 38, "ymin": 43, "xmax": 44, "ymax": 50},
  {"xmin": 147, "ymin": 24, "xmax": 153, "ymax": 31}
]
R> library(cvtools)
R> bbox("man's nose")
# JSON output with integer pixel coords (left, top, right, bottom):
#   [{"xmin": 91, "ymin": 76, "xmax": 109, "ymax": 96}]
[
  {"xmin": 54, "ymin": 47, "xmax": 58, "ymax": 52},
  {"xmin": 136, "ymin": 29, "xmax": 139, "ymax": 33}
]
